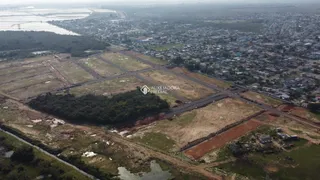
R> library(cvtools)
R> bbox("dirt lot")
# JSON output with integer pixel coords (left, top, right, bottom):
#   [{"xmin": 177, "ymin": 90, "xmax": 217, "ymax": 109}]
[
  {"xmin": 241, "ymin": 91, "xmax": 283, "ymax": 107},
  {"xmin": 184, "ymin": 120, "xmax": 263, "ymax": 160},
  {"xmin": 172, "ymin": 67, "xmax": 232, "ymax": 89},
  {"xmin": 140, "ymin": 70, "xmax": 215, "ymax": 100},
  {"xmin": 133, "ymin": 98, "xmax": 261, "ymax": 149},
  {"xmin": 79, "ymin": 57, "xmax": 123, "ymax": 77},
  {"xmin": 70, "ymin": 76, "xmax": 144, "ymax": 96},
  {"xmin": 124, "ymin": 51, "xmax": 168, "ymax": 65},
  {"xmin": 102, "ymin": 52, "xmax": 150, "ymax": 71},
  {"xmin": 288, "ymin": 107, "xmax": 320, "ymax": 123},
  {"xmin": 52, "ymin": 61, "xmax": 94, "ymax": 84}
]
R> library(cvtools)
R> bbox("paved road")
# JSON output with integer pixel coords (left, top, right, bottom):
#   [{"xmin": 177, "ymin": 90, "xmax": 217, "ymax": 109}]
[{"xmin": 0, "ymin": 128, "xmax": 96, "ymax": 180}]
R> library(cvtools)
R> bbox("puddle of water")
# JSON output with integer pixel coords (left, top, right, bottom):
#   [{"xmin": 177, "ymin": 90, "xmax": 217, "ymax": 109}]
[{"xmin": 118, "ymin": 160, "xmax": 172, "ymax": 180}]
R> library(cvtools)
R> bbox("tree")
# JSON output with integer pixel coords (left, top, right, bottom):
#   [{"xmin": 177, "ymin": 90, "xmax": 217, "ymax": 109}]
[
  {"xmin": 172, "ymin": 56, "xmax": 184, "ymax": 65},
  {"xmin": 308, "ymin": 103, "xmax": 320, "ymax": 113},
  {"xmin": 11, "ymin": 146, "xmax": 35, "ymax": 163}
]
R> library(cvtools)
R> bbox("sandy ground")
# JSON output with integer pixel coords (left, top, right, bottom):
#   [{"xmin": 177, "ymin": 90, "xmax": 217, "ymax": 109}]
[{"xmin": 134, "ymin": 98, "xmax": 262, "ymax": 148}]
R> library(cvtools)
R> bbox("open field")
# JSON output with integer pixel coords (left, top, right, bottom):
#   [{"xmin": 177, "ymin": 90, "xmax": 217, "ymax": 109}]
[
  {"xmin": 185, "ymin": 120, "xmax": 263, "ymax": 160},
  {"xmin": 172, "ymin": 67, "xmax": 232, "ymax": 89},
  {"xmin": 133, "ymin": 98, "xmax": 262, "ymax": 149},
  {"xmin": 140, "ymin": 70, "xmax": 215, "ymax": 100},
  {"xmin": 288, "ymin": 107, "xmax": 320, "ymax": 123},
  {"xmin": 52, "ymin": 61, "xmax": 94, "ymax": 84},
  {"xmin": 102, "ymin": 52, "xmax": 151, "ymax": 71},
  {"xmin": 79, "ymin": 57, "xmax": 122, "ymax": 77},
  {"xmin": 69, "ymin": 76, "xmax": 144, "ymax": 96},
  {"xmin": 241, "ymin": 91, "xmax": 283, "ymax": 107},
  {"xmin": 124, "ymin": 51, "xmax": 168, "ymax": 65}
]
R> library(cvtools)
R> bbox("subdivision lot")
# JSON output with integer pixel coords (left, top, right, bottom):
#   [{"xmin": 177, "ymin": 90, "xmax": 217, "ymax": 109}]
[
  {"xmin": 79, "ymin": 57, "xmax": 122, "ymax": 77},
  {"xmin": 241, "ymin": 91, "xmax": 283, "ymax": 107},
  {"xmin": 125, "ymin": 51, "xmax": 167, "ymax": 65},
  {"xmin": 172, "ymin": 67, "xmax": 232, "ymax": 89},
  {"xmin": 8, "ymin": 79, "xmax": 65, "ymax": 100},
  {"xmin": 133, "ymin": 98, "xmax": 262, "ymax": 149},
  {"xmin": 52, "ymin": 61, "xmax": 94, "ymax": 84},
  {"xmin": 70, "ymin": 77, "xmax": 144, "ymax": 96},
  {"xmin": 0, "ymin": 55, "xmax": 54, "ymax": 70},
  {"xmin": 288, "ymin": 107, "xmax": 320, "ymax": 123},
  {"xmin": 0, "ymin": 73, "xmax": 56, "ymax": 92},
  {"xmin": 140, "ymin": 70, "xmax": 215, "ymax": 100},
  {"xmin": 184, "ymin": 120, "xmax": 263, "ymax": 160},
  {"xmin": 102, "ymin": 52, "xmax": 150, "ymax": 71}
]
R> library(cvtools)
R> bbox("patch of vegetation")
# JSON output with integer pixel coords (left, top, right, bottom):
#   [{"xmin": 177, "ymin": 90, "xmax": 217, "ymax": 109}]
[
  {"xmin": 175, "ymin": 111, "xmax": 197, "ymax": 126},
  {"xmin": 150, "ymin": 43, "xmax": 183, "ymax": 51},
  {"xmin": 134, "ymin": 132, "xmax": 175, "ymax": 152},
  {"xmin": 0, "ymin": 131, "xmax": 91, "ymax": 180},
  {"xmin": 215, "ymin": 146, "xmax": 233, "ymax": 162},
  {"xmin": 208, "ymin": 21, "xmax": 263, "ymax": 33},
  {"xmin": 28, "ymin": 89, "xmax": 170, "ymax": 127},
  {"xmin": 289, "ymin": 128, "xmax": 303, "ymax": 134},
  {"xmin": 0, "ymin": 31, "xmax": 108, "ymax": 59}
]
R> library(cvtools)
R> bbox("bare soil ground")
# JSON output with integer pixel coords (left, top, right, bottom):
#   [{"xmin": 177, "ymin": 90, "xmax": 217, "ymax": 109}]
[
  {"xmin": 70, "ymin": 76, "xmax": 144, "ymax": 96},
  {"xmin": 140, "ymin": 70, "xmax": 215, "ymax": 100},
  {"xmin": 52, "ymin": 61, "xmax": 94, "ymax": 84},
  {"xmin": 241, "ymin": 91, "xmax": 283, "ymax": 107},
  {"xmin": 102, "ymin": 52, "xmax": 150, "ymax": 71},
  {"xmin": 288, "ymin": 107, "xmax": 320, "ymax": 123},
  {"xmin": 133, "ymin": 98, "xmax": 261, "ymax": 149},
  {"xmin": 172, "ymin": 67, "xmax": 232, "ymax": 89},
  {"xmin": 79, "ymin": 57, "xmax": 123, "ymax": 77},
  {"xmin": 184, "ymin": 120, "xmax": 263, "ymax": 160}
]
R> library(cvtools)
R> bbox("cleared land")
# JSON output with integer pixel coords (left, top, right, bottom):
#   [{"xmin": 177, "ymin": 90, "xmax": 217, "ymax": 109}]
[
  {"xmin": 172, "ymin": 67, "xmax": 232, "ymax": 89},
  {"xmin": 140, "ymin": 70, "xmax": 214, "ymax": 100},
  {"xmin": 125, "ymin": 51, "xmax": 167, "ymax": 65},
  {"xmin": 102, "ymin": 52, "xmax": 150, "ymax": 71},
  {"xmin": 185, "ymin": 120, "xmax": 263, "ymax": 160},
  {"xmin": 289, "ymin": 107, "xmax": 320, "ymax": 123},
  {"xmin": 133, "ymin": 98, "xmax": 261, "ymax": 149},
  {"xmin": 52, "ymin": 61, "xmax": 94, "ymax": 84},
  {"xmin": 241, "ymin": 91, "xmax": 283, "ymax": 107},
  {"xmin": 79, "ymin": 57, "xmax": 122, "ymax": 77},
  {"xmin": 69, "ymin": 77, "xmax": 144, "ymax": 96}
]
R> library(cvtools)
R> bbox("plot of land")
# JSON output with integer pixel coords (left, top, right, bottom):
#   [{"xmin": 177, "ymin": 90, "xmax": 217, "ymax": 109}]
[
  {"xmin": 79, "ymin": 57, "xmax": 122, "ymax": 77},
  {"xmin": 52, "ymin": 61, "xmax": 94, "ymax": 84},
  {"xmin": 172, "ymin": 67, "xmax": 232, "ymax": 89},
  {"xmin": 133, "ymin": 98, "xmax": 261, "ymax": 149},
  {"xmin": 70, "ymin": 76, "xmax": 144, "ymax": 96},
  {"xmin": 102, "ymin": 52, "xmax": 150, "ymax": 71},
  {"xmin": 241, "ymin": 91, "xmax": 283, "ymax": 107},
  {"xmin": 125, "ymin": 51, "xmax": 167, "ymax": 65},
  {"xmin": 184, "ymin": 120, "xmax": 263, "ymax": 160},
  {"xmin": 140, "ymin": 70, "xmax": 214, "ymax": 100},
  {"xmin": 288, "ymin": 107, "xmax": 320, "ymax": 123}
]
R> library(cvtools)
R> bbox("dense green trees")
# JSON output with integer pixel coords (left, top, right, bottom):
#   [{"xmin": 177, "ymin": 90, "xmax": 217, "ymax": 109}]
[
  {"xmin": 28, "ymin": 89, "xmax": 170, "ymax": 126},
  {"xmin": 0, "ymin": 31, "xmax": 109, "ymax": 59},
  {"xmin": 11, "ymin": 146, "xmax": 35, "ymax": 163}
]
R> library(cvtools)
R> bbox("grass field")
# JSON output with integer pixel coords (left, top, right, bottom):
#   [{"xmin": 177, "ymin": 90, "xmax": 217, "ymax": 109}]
[
  {"xmin": 79, "ymin": 57, "xmax": 122, "ymax": 77},
  {"xmin": 133, "ymin": 132, "xmax": 176, "ymax": 152},
  {"xmin": 172, "ymin": 67, "xmax": 232, "ymax": 89},
  {"xmin": 207, "ymin": 21, "xmax": 263, "ymax": 33},
  {"xmin": 241, "ymin": 91, "xmax": 283, "ymax": 107},
  {"xmin": 53, "ymin": 61, "xmax": 94, "ymax": 84},
  {"xmin": 133, "ymin": 98, "xmax": 261, "ymax": 148},
  {"xmin": 70, "ymin": 76, "xmax": 144, "ymax": 96},
  {"xmin": 216, "ymin": 144, "xmax": 320, "ymax": 180},
  {"xmin": 0, "ymin": 131, "xmax": 91, "ymax": 180},
  {"xmin": 102, "ymin": 52, "xmax": 150, "ymax": 71},
  {"xmin": 140, "ymin": 70, "xmax": 214, "ymax": 100},
  {"xmin": 125, "ymin": 51, "xmax": 168, "ymax": 65}
]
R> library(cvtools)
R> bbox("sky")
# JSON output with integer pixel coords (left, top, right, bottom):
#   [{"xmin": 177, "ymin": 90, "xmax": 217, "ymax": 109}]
[{"xmin": 0, "ymin": 0, "xmax": 319, "ymax": 5}]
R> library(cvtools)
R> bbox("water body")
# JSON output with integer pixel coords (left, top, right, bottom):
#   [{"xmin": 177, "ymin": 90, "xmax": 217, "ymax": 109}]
[
  {"xmin": 0, "ymin": 7, "xmax": 116, "ymax": 35},
  {"xmin": 118, "ymin": 160, "xmax": 172, "ymax": 180}
]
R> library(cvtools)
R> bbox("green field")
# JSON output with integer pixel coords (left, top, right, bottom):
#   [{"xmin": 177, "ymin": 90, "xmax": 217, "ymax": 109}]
[
  {"xmin": 0, "ymin": 131, "xmax": 90, "ymax": 180},
  {"xmin": 133, "ymin": 132, "xmax": 176, "ymax": 152}
]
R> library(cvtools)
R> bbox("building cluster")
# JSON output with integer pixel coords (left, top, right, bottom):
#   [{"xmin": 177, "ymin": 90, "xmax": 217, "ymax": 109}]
[{"xmin": 51, "ymin": 10, "xmax": 320, "ymax": 106}]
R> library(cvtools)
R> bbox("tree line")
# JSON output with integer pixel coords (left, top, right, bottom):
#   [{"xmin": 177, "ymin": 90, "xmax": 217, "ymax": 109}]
[
  {"xmin": 0, "ymin": 31, "xmax": 109, "ymax": 59},
  {"xmin": 28, "ymin": 89, "xmax": 170, "ymax": 127}
]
